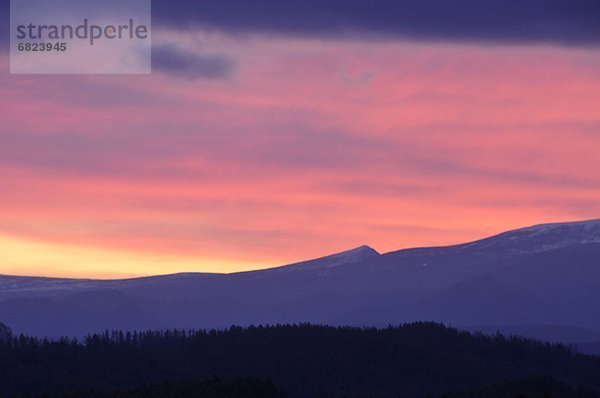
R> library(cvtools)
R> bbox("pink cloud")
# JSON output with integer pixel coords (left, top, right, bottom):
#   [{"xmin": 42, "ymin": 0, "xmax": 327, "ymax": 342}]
[{"xmin": 0, "ymin": 36, "xmax": 599, "ymax": 276}]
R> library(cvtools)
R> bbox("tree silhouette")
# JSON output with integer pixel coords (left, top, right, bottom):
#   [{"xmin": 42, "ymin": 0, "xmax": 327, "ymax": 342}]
[{"xmin": 0, "ymin": 323, "xmax": 599, "ymax": 398}]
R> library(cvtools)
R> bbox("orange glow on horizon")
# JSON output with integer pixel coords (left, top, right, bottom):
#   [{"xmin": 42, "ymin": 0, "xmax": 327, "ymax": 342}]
[{"xmin": 0, "ymin": 234, "xmax": 272, "ymax": 279}]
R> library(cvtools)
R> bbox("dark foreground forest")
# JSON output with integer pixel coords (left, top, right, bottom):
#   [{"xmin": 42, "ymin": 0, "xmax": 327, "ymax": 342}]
[{"xmin": 1, "ymin": 322, "xmax": 600, "ymax": 398}]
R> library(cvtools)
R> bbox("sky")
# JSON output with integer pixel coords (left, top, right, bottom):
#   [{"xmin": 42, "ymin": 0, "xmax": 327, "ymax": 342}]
[{"xmin": 1, "ymin": 1, "xmax": 599, "ymax": 278}]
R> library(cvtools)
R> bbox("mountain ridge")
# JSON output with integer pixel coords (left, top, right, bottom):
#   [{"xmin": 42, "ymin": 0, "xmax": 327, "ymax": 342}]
[
  {"xmin": 1, "ymin": 218, "xmax": 599, "ymax": 343},
  {"xmin": 1, "ymin": 219, "xmax": 598, "ymax": 283}
]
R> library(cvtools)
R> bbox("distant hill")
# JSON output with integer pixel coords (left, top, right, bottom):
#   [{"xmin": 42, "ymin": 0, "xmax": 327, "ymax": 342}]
[
  {"xmin": 1, "ymin": 323, "xmax": 600, "ymax": 398},
  {"xmin": 1, "ymin": 219, "xmax": 599, "ymax": 345}
]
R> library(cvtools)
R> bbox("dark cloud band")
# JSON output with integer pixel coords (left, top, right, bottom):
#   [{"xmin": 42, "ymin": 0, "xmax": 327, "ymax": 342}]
[
  {"xmin": 152, "ymin": 0, "xmax": 600, "ymax": 45},
  {"xmin": 152, "ymin": 45, "xmax": 233, "ymax": 79},
  {"xmin": 2, "ymin": 1, "xmax": 599, "ymax": 49}
]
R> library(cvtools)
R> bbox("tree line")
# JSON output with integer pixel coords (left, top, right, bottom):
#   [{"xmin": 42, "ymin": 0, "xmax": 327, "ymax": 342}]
[{"xmin": 0, "ymin": 322, "xmax": 599, "ymax": 398}]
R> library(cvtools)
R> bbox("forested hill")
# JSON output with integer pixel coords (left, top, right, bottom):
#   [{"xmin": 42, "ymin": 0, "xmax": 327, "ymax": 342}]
[{"xmin": 1, "ymin": 323, "xmax": 600, "ymax": 398}]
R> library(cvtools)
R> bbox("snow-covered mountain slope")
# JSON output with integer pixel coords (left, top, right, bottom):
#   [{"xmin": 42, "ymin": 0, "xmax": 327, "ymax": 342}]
[
  {"xmin": 458, "ymin": 219, "xmax": 600, "ymax": 252},
  {"xmin": 0, "ymin": 219, "xmax": 599, "ymax": 339},
  {"xmin": 268, "ymin": 245, "xmax": 380, "ymax": 272},
  {"xmin": 0, "ymin": 246, "xmax": 380, "ymax": 299}
]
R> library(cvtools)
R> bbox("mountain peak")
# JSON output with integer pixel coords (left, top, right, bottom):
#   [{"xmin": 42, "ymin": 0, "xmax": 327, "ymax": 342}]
[
  {"xmin": 340, "ymin": 245, "xmax": 379, "ymax": 256},
  {"xmin": 273, "ymin": 245, "xmax": 380, "ymax": 272},
  {"xmin": 320, "ymin": 245, "xmax": 380, "ymax": 263}
]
